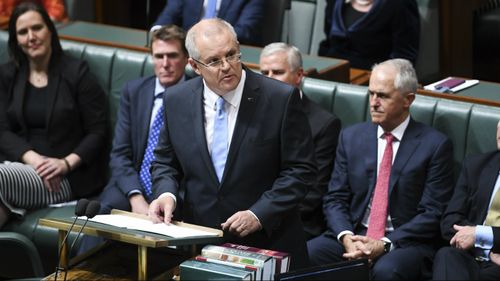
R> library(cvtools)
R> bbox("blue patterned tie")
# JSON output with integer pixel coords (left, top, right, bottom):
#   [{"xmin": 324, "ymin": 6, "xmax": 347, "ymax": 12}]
[
  {"xmin": 204, "ymin": 0, "xmax": 217, "ymax": 18},
  {"xmin": 139, "ymin": 94, "xmax": 164, "ymax": 197},
  {"xmin": 211, "ymin": 97, "xmax": 228, "ymax": 182}
]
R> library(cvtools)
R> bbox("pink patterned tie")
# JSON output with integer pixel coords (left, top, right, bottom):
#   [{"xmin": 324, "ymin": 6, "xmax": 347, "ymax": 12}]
[{"xmin": 367, "ymin": 132, "xmax": 394, "ymax": 239}]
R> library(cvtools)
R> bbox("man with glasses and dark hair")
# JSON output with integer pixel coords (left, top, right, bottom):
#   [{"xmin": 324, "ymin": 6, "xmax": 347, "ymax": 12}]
[
  {"xmin": 148, "ymin": 18, "xmax": 317, "ymax": 269},
  {"xmin": 96, "ymin": 25, "xmax": 189, "ymax": 215}
]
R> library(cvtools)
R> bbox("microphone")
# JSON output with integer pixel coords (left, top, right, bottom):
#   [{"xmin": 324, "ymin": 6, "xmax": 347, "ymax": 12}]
[
  {"xmin": 62, "ymin": 201, "xmax": 101, "ymax": 281},
  {"xmin": 54, "ymin": 199, "xmax": 89, "ymax": 281}
]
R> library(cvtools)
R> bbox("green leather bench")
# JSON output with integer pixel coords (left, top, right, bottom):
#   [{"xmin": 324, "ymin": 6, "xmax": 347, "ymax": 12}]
[
  {"xmin": 1, "ymin": 29, "xmax": 500, "ymax": 278},
  {"xmin": 0, "ymin": 31, "xmax": 156, "ymax": 278},
  {"xmin": 302, "ymin": 77, "xmax": 500, "ymax": 178}
]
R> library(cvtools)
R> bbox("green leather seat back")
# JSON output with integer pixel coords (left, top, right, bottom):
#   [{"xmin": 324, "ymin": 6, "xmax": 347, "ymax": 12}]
[
  {"xmin": 0, "ymin": 31, "xmax": 9, "ymax": 63},
  {"xmin": 110, "ymin": 50, "xmax": 150, "ymax": 128},
  {"xmin": 433, "ymin": 100, "xmax": 473, "ymax": 177},
  {"xmin": 302, "ymin": 77, "xmax": 335, "ymax": 112},
  {"xmin": 467, "ymin": 105, "xmax": 500, "ymax": 155},
  {"xmin": 334, "ymin": 83, "xmax": 370, "ymax": 126},
  {"xmin": 81, "ymin": 45, "xmax": 115, "ymax": 96},
  {"xmin": 410, "ymin": 95, "xmax": 437, "ymax": 126},
  {"xmin": 284, "ymin": 0, "xmax": 317, "ymax": 53},
  {"xmin": 61, "ymin": 39, "xmax": 86, "ymax": 60},
  {"xmin": 143, "ymin": 56, "xmax": 154, "ymax": 76}
]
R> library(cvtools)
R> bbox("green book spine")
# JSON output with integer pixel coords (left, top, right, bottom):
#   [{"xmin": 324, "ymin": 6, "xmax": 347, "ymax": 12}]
[{"xmin": 180, "ymin": 259, "xmax": 253, "ymax": 280}]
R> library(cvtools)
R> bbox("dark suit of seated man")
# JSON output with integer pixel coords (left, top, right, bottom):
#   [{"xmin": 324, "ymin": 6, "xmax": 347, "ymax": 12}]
[
  {"xmin": 148, "ymin": 18, "xmax": 317, "ymax": 270},
  {"xmin": 259, "ymin": 42, "xmax": 341, "ymax": 240},
  {"xmin": 307, "ymin": 59, "xmax": 454, "ymax": 280},
  {"xmin": 152, "ymin": 0, "xmax": 264, "ymax": 46},
  {"xmin": 433, "ymin": 120, "xmax": 500, "ymax": 280},
  {"xmin": 97, "ymin": 25, "xmax": 189, "ymax": 215}
]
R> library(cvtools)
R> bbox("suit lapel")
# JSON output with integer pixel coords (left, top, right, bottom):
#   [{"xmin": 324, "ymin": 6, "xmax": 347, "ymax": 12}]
[
  {"xmin": 218, "ymin": 0, "xmax": 231, "ymax": 18},
  {"xmin": 477, "ymin": 153, "xmax": 500, "ymax": 221},
  {"xmin": 222, "ymin": 72, "xmax": 260, "ymax": 185},
  {"xmin": 389, "ymin": 119, "xmax": 420, "ymax": 195},
  {"xmin": 44, "ymin": 67, "xmax": 61, "ymax": 129},
  {"xmin": 137, "ymin": 78, "xmax": 156, "ymax": 151},
  {"xmin": 364, "ymin": 123, "xmax": 378, "ymax": 196},
  {"xmin": 11, "ymin": 66, "xmax": 28, "ymax": 132},
  {"xmin": 190, "ymin": 80, "xmax": 220, "ymax": 184}
]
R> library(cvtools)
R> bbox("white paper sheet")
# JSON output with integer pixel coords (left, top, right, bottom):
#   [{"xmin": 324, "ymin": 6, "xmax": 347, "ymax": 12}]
[
  {"xmin": 424, "ymin": 77, "xmax": 479, "ymax": 93},
  {"xmin": 82, "ymin": 214, "xmax": 217, "ymax": 238}
]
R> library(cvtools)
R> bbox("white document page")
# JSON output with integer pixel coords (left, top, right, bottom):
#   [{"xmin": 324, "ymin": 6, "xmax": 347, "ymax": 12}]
[
  {"xmin": 424, "ymin": 77, "xmax": 479, "ymax": 93},
  {"xmin": 82, "ymin": 214, "xmax": 218, "ymax": 238}
]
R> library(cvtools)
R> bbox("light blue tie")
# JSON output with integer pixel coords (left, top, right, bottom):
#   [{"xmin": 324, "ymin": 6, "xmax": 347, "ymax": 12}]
[
  {"xmin": 211, "ymin": 97, "xmax": 228, "ymax": 182},
  {"xmin": 204, "ymin": 0, "xmax": 217, "ymax": 18},
  {"xmin": 139, "ymin": 94, "xmax": 164, "ymax": 197}
]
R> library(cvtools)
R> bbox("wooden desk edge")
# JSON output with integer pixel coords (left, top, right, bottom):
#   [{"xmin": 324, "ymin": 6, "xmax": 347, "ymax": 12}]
[
  {"xmin": 38, "ymin": 218, "xmax": 169, "ymax": 248},
  {"xmin": 417, "ymin": 88, "xmax": 500, "ymax": 107}
]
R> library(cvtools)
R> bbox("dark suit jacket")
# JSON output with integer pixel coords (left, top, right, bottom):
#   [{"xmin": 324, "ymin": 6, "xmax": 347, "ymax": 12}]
[
  {"xmin": 103, "ymin": 76, "xmax": 157, "ymax": 197},
  {"xmin": 151, "ymin": 69, "xmax": 317, "ymax": 269},
  {"xmin": 153, "ymin": 0, "xmax": 264, "ymax": 46},
  {"xmin": 320, "ymin": 0, "xmax": 419, "ymax": 69},
  {"xmin": 441, "ymin": 151, "xmax": 500, "ymax": 253},
  {"xmin": 0, "ymin": 55, "xmax": 109, "ymax": 198},
  {"xmin": 300, "ymin": 94, "xmax": 341, "ymax": 239},
  {"xmin": 323, "ymin": 119, "xmax": 454, "ymax": 248},
  {"xmin": 99, "ymin": 75, "xmax": 189, "ymax": 215}
]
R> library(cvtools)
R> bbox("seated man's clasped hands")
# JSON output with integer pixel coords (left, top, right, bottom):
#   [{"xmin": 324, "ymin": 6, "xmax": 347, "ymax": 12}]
[
  {"xmin": 433, "ymin": 120, "xmax": 500, "ymax": 280},
  {"xmin": 307, "ymin": 59, "xmax": 454, "ymax": 280}
]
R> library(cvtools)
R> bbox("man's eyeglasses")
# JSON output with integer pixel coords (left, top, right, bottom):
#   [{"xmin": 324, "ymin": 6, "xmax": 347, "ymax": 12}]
[{"xmin": 192, "ymin": 53, "xmax": 242, "ymax": 68}]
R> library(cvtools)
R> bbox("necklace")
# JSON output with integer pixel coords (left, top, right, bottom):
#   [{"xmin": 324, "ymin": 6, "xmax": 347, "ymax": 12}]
[{"xmin": 30, "ymin": 72, "xmax": 48, "ymax": 85}]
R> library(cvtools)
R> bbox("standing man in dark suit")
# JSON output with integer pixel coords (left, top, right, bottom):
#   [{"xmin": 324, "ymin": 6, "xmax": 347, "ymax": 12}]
[
  {"xmin": 307, "ymin": 59, "xmax": 454, "ymax": 280},
  {"xmin": 259, "ymin": 42, "xmax": 341, "ymax": 240},
  {"xmin": 151, "ymin": 0, "xmax": 264, "ymax": 46},
  {"xmin": 433, "ymin": 120, "xmax": 500, "ymax": 280},
  {"xmin": 97, "ymin": 25, "xmax": 189, "ymax": 215},
  {"xmin": 148, "ymin": 18, "xmax": 317, "ymax": 269}
]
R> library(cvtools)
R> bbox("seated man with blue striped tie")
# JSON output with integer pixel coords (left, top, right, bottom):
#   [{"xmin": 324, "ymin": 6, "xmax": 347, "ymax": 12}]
[
  {"xmin": 433, "ymin": 120, "xmax": 500, "ymax": 280},
  {"xmin": 97, "ymin": 25, "xmax": 189, "ymax": 215}
]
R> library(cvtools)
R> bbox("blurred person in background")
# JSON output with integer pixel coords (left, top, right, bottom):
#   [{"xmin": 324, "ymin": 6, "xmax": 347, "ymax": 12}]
[{"xmin": 1, "ymin": 0, "xmax": 68, "ymax": 22}]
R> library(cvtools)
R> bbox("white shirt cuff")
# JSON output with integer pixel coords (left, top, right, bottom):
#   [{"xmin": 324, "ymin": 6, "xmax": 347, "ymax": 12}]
[
  {"xmin": 476, "ymin": 225, "xmax": 494, "ymax": 250},
  {"xmin": 337, "ymin": 230, "xmax": 355, "ymax": 242},
  {"xmin": 159, "ymin": 192, "xmax": 177, "ymax": 207}
]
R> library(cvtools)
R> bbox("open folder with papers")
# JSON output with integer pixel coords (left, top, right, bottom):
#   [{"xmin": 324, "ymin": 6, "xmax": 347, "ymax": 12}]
[
  {"xmin": 424, "ymin": 76, "xmax": 479, "ymax": 93},
  {"xmin": 80, "ymin": 210, "xmax": 222, "ymax": 238}
]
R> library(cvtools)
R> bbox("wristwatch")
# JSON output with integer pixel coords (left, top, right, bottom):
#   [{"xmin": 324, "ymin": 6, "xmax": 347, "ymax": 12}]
[{"xmin": 383, "ymin": 241, "xmax": 391, "ymax": 253}]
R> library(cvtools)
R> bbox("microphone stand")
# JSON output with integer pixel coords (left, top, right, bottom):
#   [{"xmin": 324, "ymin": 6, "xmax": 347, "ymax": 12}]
[{"xmin": 54, "ymin": 199, "xmax": 89, "ymax": 281}]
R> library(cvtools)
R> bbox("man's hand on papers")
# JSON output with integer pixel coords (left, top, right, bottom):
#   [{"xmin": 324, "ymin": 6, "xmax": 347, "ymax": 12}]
[
  {"xmin": 129, "ymin": 194, "xmax": 149, "ymax": 215},
  {"xmin": 149, "ymin": 196, "xmax": 175, "ymax": 224}
]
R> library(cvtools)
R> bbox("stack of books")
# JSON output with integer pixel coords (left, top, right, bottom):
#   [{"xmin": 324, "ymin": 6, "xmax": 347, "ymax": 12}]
[{"xmin": 180, "ymin": 243, "xmax": 290, "ymax": 280}]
